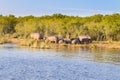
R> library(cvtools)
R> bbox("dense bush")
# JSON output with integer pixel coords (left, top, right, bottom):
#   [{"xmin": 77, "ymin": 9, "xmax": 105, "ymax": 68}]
[{"xmin": 0, "ymin": 13, "xmax": 120, "ymax": 41}]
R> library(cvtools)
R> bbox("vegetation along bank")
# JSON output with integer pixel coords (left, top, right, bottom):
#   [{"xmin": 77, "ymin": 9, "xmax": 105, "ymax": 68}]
[{"xmin": 0, "ymin": 13, "xmax": 120, "ymax": 49}]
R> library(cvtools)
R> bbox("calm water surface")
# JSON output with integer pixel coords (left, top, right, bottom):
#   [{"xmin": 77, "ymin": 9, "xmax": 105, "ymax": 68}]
[
  {"xmin": 0, "ymin": 43, "xmax": 120, "ymax": 80},
  {"xmin": 0, "ymin": 43, "xmax": 120, "ymax": 65}
]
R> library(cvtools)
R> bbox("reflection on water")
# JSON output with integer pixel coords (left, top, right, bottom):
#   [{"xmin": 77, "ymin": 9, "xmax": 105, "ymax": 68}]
[
  {"xmin": 0, "ymin": 43, "xmax": 120, "ymax": 65},
  {"xmin": 52, "ymin": 45, "xmax": 120, "ymax": 64}
]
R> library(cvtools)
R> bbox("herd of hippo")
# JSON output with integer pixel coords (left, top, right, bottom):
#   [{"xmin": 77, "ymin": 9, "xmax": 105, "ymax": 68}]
[{"xmin": 30, "ymin": 33, "xmax": 92, "ymax": 44}]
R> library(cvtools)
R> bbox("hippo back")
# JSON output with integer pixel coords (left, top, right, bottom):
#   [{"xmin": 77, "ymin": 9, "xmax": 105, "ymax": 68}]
[
  {"xmin": 46, "ymin": 36, "xmax": 59, "ymax": 43},
  {"xmin": 30, "ymin": 33, "xmax": 43, "ymax": 40},
  {"xmin": 71, "ymin": 38, "xmax": 80, "ymax": 44},
  {"xmin": 64, "ymin": 39, "xmax": 71, "ymax": 44},
  {"xmin": 79, "ymin": 35, "xmax": 92, "ymax": 43}
]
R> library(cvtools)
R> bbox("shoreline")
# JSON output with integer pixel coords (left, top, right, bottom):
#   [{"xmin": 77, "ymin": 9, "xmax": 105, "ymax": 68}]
[{"xmin": 1, "ymin": 38, "xmax": 120, "ymax": 49}]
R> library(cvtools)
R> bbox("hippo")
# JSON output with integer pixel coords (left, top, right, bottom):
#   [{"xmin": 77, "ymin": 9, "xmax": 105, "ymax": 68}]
[
  {"xmin": 79, "ymin": 35, "xmax": 92, "ymax": 44},
  {"xmin": 64, "ymin": 39, "xmax": 71, "ymax": 44},
  {"xmin": 30, "ymin": 33, "xmax": 44, "ymax": 40},
  {"xmin": 71, "ymin": 38, "xmax": 80, "ymax": 44},
  {"xmin": 58, "ymin": 38, "xmax": 64, "ymax": 44},
  {"xmin": 45, "ymin": 36, "xmax": 59, "ymax": 43}
]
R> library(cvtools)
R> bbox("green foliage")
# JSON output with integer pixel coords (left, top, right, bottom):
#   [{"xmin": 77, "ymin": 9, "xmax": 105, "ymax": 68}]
[{"xmin": 0, "ymin": 13, "xmax": 120, "ymax": 41}]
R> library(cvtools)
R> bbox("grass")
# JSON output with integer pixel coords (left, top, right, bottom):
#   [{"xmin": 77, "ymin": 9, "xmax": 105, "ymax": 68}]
[
  {"xmin": 0, "ymin": 34, "xmax": 120, "ymax": 49},
  {"xmin": 92, "ymin": 41, "xmax": 120, "ymax": 49},
  {"xmin": 19, "ymin": 39, "xmax": 51, "ymax": 49},
  {"xmin": 0, "ymin": 38, "xmax": 6, "ymax": 44}
]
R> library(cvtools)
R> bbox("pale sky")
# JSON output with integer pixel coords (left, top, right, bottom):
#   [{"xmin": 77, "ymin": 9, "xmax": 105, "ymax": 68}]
[{"xmin": 0, "ymin": 0, "xmax": 120, "ymax": 16}]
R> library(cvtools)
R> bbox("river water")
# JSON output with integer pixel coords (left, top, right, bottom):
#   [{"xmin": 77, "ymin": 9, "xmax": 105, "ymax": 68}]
[{"xmin": 0, "ymin": 43, "xmax": 120, "ymax": 80}]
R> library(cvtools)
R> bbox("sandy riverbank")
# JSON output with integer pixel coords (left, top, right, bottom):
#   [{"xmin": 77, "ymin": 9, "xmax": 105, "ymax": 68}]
[{"xmin": 1, "ymin": 38, "xmax": 120, "ymax": 49}]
